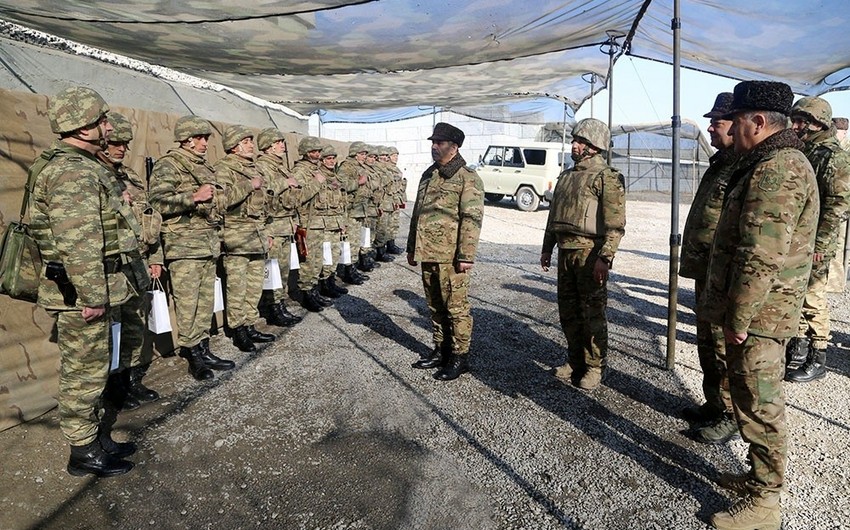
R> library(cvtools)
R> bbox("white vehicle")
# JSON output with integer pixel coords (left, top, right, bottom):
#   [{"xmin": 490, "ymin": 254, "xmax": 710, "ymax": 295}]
[{"xmin": 476, "ymin": 141, "xmax": 568, "ymax": 211}]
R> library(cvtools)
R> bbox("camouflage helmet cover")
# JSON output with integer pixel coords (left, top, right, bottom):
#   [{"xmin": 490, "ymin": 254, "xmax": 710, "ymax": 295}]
[
  {"xmin": 174, "ymin": 115, "xmax": 213, "ymax": 142},
  {"xmin": 791, "ymin": 96, "xmax": 833, "ymax": 128},
  {"xmin": 48, "ymin": 86, "xmax": 109, "ymax": 134},
  {"xmin": 387, "ymin": 146, "xmax": 399, "ymax": 155},
  {"xmin": 107, "ymin": 111, "xmax": 133, "ymax": 143},
  {"xmin": 366, "ymin": 144, "xmax": 380, "ymax": 156},
  {"xmin": 320, "ymin": 145, "xmax": 338, "ymax": 158},
  {"xmin": 222, "ymin": 125, "xmax": 254, "ymax": 151},
  {"xmin": 572, "ymin": 118, "xmax": 611, "ymax": 152},
  {"xmin": 348, "ymin": 141, "xmax": 368, "ymax": 156},
  {"xmin": 298, "ymin": 136, "xmax": 323, "ymax": 156},
  {"xmin": 257, "ymin": 128, "xmax": 286, "ymax": 151}
]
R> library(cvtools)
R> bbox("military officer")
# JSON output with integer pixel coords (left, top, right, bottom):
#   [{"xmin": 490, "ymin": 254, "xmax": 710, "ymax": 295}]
[
  {"xmin": 407, "ymin": 123, "xmax": 484, "ymax": 381},
  {"xmin": 541, "ymin": 118, "xmax": 626, "ymax": 391},
  {"xmin": 701, "ymin": 80, "xmax": 818, "ymax": 530},
  {"xmin": 335, "ymin": 141, "xmax": 371, "ymax": 284}
]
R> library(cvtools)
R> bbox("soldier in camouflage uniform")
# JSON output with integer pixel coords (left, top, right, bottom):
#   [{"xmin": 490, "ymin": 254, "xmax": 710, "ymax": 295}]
[
  {"xmin": 148, "ymin": 116, "xmax": 236, "ymax": 381},
  {"xmin": 408, "ymin": 123, "xmax": 484, "ymax": 381},
  {"xmin": 701, "ymin": 81, "xmax": 818, "ymax": 530},
  {"xmin": 363, "ymin": 145, "xmax": 387, "ymax": 265},
  {"xmin": 29, "ymin": 87, "xmax": 136, "ymax": 477},
  {"xmin": 335, "ymin": 141, "xmax": 371, "ymax": 284},
  {"xmin": 254, "ymin": 128, "xmax": 303, "ymax": 326},
  {"xmin": 678, "ymin": 94, "xmax": 739, "ymax": 444},
  {"xmin": 308, "ymin": 146, "xmax": 350, "ymax": 301},
  {"xmin": 213, "ymin": 126, "xmax": 276, "ymax": 352},
  {"xmin": 785, "ymin": 97, "xmax": 850, "ymax": 383},
  {"xmin": 373, "ymin": 146, "xmax": 398, "ymax": 263},
  {"xmin": 834, "ymin": 117, "xmax": 850, "ymax": 152},
  {"xmin": 385, "ymin": 146, "xmax": 407, "ymax": 255},
  {"xmin": 541, "ymin": 118, "xmax": 626, "ymax": 391}
]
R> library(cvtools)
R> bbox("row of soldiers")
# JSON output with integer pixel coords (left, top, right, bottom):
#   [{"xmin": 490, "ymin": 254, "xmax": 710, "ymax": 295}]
[{"xmin": 28, "ymin": 85, "xmax": 406, "ymax": 478}]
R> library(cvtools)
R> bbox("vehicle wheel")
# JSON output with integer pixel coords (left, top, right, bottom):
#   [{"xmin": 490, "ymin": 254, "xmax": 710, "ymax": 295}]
[
  {"xmin": 515, "ymin": 186, "xmax": 540, "ymax": 212},
  {"xmin": 484, "ymin": 193, "xmax": 505, "ymax": 203}
]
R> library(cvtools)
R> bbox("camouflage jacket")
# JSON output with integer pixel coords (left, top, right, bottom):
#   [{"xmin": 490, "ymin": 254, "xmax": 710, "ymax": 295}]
[
  {"xmin": 300, "ymin": 164, "xmax": 347, "ymax": 231},
  {"xmin": 363, "ymin": 162, "xmax": 385, "ymax": 217},
  {"xmin": 701, "ymin": 129, "xmax": 819, "ymax": 338},
  {"xmin": 374, "ymin": 162, "xmax": 397, "ymax": 211},
  {"xmin": 105, "ymin": 162, "xmax": 164, "ymax": 265},
  {"xmin": 542, "ymin": 153, "xmax": 626, "ymax": 262},
  {"xmin": 679, "ymin": 148, "xmax": 737, "ymax": 280},
  {"xmin": 256, "ymin": 152, "xmax": 301, "ymax": 237},
  {"xmin": 407, "ymin": 154, "xmax": 484, "ymax": 263},
  {"xmin": 213, "ymin": 154, "xmax": 269, "ymax": 255},
  {"xmin": 337, "ymin": 157, "xmax": 369, "ymax": 217},
  {"xmin": 389, "ymin": 163, "xmax": 408, "ymax": 205},
  {"xmin": 29, "ymin": 141, "xmax": 134, "ymax": 310},
  {"xmin": 802, "ymin": 130, "xmax": 850, "ymax": 259},
  {"xmin": 289, "ymin": 158, "xmax": 325, "ymax": 226}
]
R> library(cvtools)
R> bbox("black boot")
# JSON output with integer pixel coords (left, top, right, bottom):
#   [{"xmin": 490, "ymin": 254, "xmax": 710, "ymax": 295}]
[
  {"xmin": 98, "ymin": 429, "xmax": 137, "ymax": 458},
  {"xmin": 327, "ymin": 274, "xmax": 349, "ymax": 295},
  {"xmin": 319, "ymin": 279, "xmax": 343, "ymax": 299},
  {"xmin": 199, "ymin": 338, "xmax": 236, "ymax": 369},
  {"xmin": 376, "ymin": 246, "xmax": 395, "ymax": 262},
  {"xmin": 412, "ymin": 346, "xmax": 444, "ymax": 369},
  {"xmin": 104, "ymin": 372, "xmax": 139, "ymax": 412},
  {"xmin": 232, "ymin": 326, "xmax": 257, "ymax": 353},
  {"xmin": 128, "ymin": 364, "xmax": 159, "ymax": 403},
  {"xmin": 351, "ymin": 265, "xmax": 369, "ymax": 282},
  {"xmin": 434, "ymin": 354, "xmax": 469, "ymax": 381},
  {"xmin": 277, "ymin": 301, "xmax": 302, "ymax": 323},
  {"xmin": 67, "ymin": 440, "xmax": 134, "ymax": 477},
  {"xmin": 299, "ymin": 289, "xmax": 324, "ymax": 312},
  {"xmin": 786, "ymin": 348, "xmax": 827, "ymax": 383},
  {"xmin": 341, "ymin": 264, "xmax": 365, "ymax": 285},
  {"xmin": 386, "ymin": 240, "xmax": 404, "ymax": 255},
  {"xmin": 357, "ymin": 253, "xmax": 375, "ymax": 273},
  {"xmin": 367, "ymin": 249, "xmax": 381, "ymax": 268},
  {"xmin": 266, "ymin": 301, "xmax": 299, "ymax": 327},
  {"xmin": 180, "ymin": 346, "xmax": 214, "ymax": 381},
  {"xmin": 247, "ymin": 325, "xmax": 275, "ymax": 343},
  {"xmin": 785, "ymin": 336, "xmax": 810, "ymax": 372}
]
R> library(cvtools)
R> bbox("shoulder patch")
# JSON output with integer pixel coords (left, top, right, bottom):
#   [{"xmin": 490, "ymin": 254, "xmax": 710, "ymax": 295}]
[{"xmin": 757, "ymin": 172, "xmax": 781, "ymax": 192}]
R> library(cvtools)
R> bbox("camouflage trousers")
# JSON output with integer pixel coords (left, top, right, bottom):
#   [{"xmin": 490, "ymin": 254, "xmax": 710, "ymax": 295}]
[
  {"xmin": 421, "ymin": 262, "xmax": 473, "ymax": 355},
  {"xmin": 55, "ymin": 309, "xmax": 111, "ymax": 446},
  {"xmin": 374, "ymin": 209, "xmax": 394, "ymax": 247},
  {"xmin": 726, "ymin": 334, "xmax": 787, "ymax": 495},
  {"xmin": 798, "ymin": 260, "xmax": 830, "ymax": 349},
  {"xmin": 556, "ymin": 247, "xmax": 608, "ymax": 369},
  {"xmin": 223, "ymin": 253, "xmax": 265, "ymax": 328},
  {"xmin": 389, "ymin": 208, "xmax": 401, "ymax": 242},
  {"xmin": 694, "ymin": 279, "xmax": 732, "ymax": 414},
  {"xmin": 114, "ymin": 293, "xmax": 153, "ymax": 371},
  {"xmin": 347, "ymin": 216, "xmax": 363, "ymax": 260},
  {"xmin": 297, "ymin": 228, "xmax": 341, "ymax": 290},
  {"xmin": 268, "ymin": 234, "xmax": 293, "ymax": 303},
  {"xmin": 168, "ymin": 257, "xmax": 216, "ymax": 348}
]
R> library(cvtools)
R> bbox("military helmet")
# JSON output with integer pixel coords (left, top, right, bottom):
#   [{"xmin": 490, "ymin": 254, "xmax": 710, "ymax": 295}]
[
  {"xmin": 298, "ymin": 136, "xmax": 323, "ymax": 156},
  {"xmin": 791, "ymin": 96, "xmax": 832, "ymax": 129},
  {"xmin": 387, "ymin": 146, "xmax": 399, "ymax": 155},
  {"xmin": 571, "ymin": 118, "xmax": 611, "ymax": 152},
  {"xmin": 257, "ymin": 128, "xmax": 285, "ymax": 151},
  {"xmin": 348, "ymin": 141, "xmax": 368, "ymax": 157},
  {"xmin": 173, "ymin": 115, "xmax": 213, "ymax": 142},
  {"xmin": 366, "ymin": 144, "xmax": 380, "ymax": 156},
  {"xmin": 222, "ymin": 125, "xmax": 253, "ymax": 151},
  {"xmin": 320, "ymin": 145, "xmax": 337, "ymax": 159},
  {"xmin": 107, "ymin": 111, "xmax": 133, "ymax": 143},
  {"xmin": 48, "ymin": 86, "xmax": 110, "ymax": 134}
]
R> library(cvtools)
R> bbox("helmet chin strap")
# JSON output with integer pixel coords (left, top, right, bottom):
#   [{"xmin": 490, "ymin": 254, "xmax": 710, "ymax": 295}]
[{"xmin": 71, "ymin": 122, "xmax": 109, "ymax": 149}]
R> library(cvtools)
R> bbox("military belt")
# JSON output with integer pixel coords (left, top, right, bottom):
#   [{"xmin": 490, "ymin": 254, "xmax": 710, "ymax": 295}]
[{"xmin": 103, "ymin": 256, "xmax": 122, "ymax": 274}]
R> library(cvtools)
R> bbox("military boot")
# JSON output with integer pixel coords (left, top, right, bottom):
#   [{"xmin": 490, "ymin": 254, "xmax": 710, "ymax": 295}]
[
  {"xmin": 709, "ymin": 492, "xmax": 781, "ymax": 530},
  {"xmin": 376, "ymin": 246, "xmax": 395, "ymax": 263},
  {"xmin": 341, "ymin": 264, "xmax": 366, "ymax": 285},
  {"xmin": 232, "ymin": 326, "xmax": 257, "ymax": 353},
  {"xmin": 319, "ymin": 279, "xmax": 342, "ymax": 299},
  {"xmin": 784, "ymin": 336, "xmax": 809, "ymax": 372},
  {"xmin": 314, "ymin": 285, "xmax": 335, "ymax": 305},
  {"xmin": 412, "ymin": 347, "xmax": 444, "ymax": 369},
  {"xmin": 366, "ymin": 249, "xmax": 381, "ymax": 268},
  {"xmin": 357, "ymin": 253, "xmax": 375, "ymax": 273},
  {"xmin": 717, "ymin": 472, "xmax": 752, "ymax": 497},
  {"xmin": 434, "ymin": 354, "xmax": 469, "ymax": 381},
  {"xmin": 299, "ymin": 289, "xmax": 324, "ymax": 312},
  {"xmin": 67, "ymin": 440, "xmax": 134, "ymax": 477},
  {"xmin": 104, "ymin": 371, "xmax": 139, "ymax": 412},
  {"xmin": 247, "ymin": 325, "xmax": 275, "ymax": 343},
  {"xmin": 277, "ymin": 301, "xmax": 302, "ymax": 323},
  {"xmin": 680, "ymin": 402, "xmax": 723, "ymax": 425},
  {"xmin": 128, "ymin": 364, "xmax": 160, "ymax": 403},
  {"xmin": 199, "ymin": 338, "xmax": 236, "ymax": 369},
  {"xmin": 266, "ymin": 301, "xmax": 299, "ymax": 327},
  {"xmin": 179, "ymin": 346, "xmax": 214, "ymax": 381},
  {"xmin": 98, "ymin": 428, "xmax": 137, "ymax": 459},
  {"xmin": 785, "ymin": 347, "xmax": 826, "ymax": 383},
  {"xmin": 578, "ymin": 366, "xmax": 603, "ymax": 390},
  {"xmin": 693, "ymin": 412, "xmax": 740, "ymax": 444},
  {"xmin": 327, "ymin": 274, "xmax": 348, "ymax": 295},
  {"xmin": 552, "ymin": 361, "xmax": 582, "ymax": 384},
  {"xmin": 386, "ymin": 240, "xmax": 404, "ymax": 255}
]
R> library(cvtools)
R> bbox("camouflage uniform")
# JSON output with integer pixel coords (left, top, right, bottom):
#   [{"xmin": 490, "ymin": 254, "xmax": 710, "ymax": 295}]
[
  {"xmin": 289, "ymin": 150, "xmax": 325, "ymax": 294},
  {"xmin": 336, "ymin": 142, "xmax": 370, "ymax": 270},
  {"xmin": 363, "ymin": 147, "xmax": 384, "ymax": 255},
  {"xmin": 387, "ymin": 146, "xmax": 407, "ymax": 253},
  {"xmin": 373, "ymin": 147, "xmax": 398, "ymax": 251}
]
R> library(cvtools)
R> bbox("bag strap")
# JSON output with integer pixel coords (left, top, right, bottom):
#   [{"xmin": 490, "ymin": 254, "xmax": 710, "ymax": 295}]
[{"xmin": 21, "ymin": 149, "xmax": 59, "ymax": 222}]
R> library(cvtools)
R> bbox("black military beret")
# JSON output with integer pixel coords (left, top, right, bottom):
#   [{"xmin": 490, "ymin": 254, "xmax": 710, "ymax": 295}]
[
  {"xmin": 428, "ymin": 122, "xmax": 465, "ymax": 147},
  {"xmin": 703, "ymin": 92, "xmax": 734, "ymax": 119},
  {"xmin": 834, "ymin": 117, "xmax": 849, "ymax": 131},
  {"xmin": 723, "ymin": 81, "xmax": 794, "ymax": 118}
]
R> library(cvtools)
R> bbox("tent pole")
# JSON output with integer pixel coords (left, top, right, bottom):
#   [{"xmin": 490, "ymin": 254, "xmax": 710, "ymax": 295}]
[
  {"xmin": 600, "ymin": 32, "xmax": 622, "ymax": 164},
  {"xmin": 562, "ymin": 103, "xmax": 568, "ymax": 170},
  {"xmin": 666, "ymin": 0, "xmax": 682, "ymax": 370}
]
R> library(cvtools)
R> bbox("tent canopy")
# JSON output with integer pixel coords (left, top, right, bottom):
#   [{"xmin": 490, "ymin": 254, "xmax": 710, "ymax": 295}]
[{"xmin": 0, "ymin": 1, "xmax": 848, "ymax": 116}]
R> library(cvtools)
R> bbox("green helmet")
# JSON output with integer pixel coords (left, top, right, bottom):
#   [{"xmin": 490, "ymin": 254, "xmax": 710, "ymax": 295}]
[
  {"xmin": 298, "ymin": 136, "xmax": 323, "ymax": 156},
  {"xmin": 572, "ymin": 118, "xmax": 611, "ymax": 151},
  {"xmin": 791, "ymin": 96, "xmax": 832, "ymax": 129},
  {"xmin": 107, "ymin": 111, "xmax": 133, "ymax": 143},
  {"xmin": 48, "ymin": 86, "xmax": 109, "ymax": 134},
  {"xmin": 348, "ymin": 141, "xmax": 368, "ymax": 157},
  {"xmin": 174, "ymin": 115, "xmax": 213, "ymax": 142},
  {"xmin": 222, "ymin": 125, "xmax": 253, "ymax": 151},
  {"xmin": 366, "ymin": 144, "xmax": 380, "ymax": 156},
  {"xmin": 387, "ymin": 146, "xmax": 399, "ymax": 155},
  {"xmin": 320, "ymin": 145, "xmax": 337, "ymax": 159},
  {"xmin": 257, "ymin": 128, "xmax": 285, "ymax": 151}
]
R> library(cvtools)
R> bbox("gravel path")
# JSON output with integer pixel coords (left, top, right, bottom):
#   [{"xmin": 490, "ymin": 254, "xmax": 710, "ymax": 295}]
[{"xmin": 2, "ymin": 198, "xmax": 849, "ymax": 530}]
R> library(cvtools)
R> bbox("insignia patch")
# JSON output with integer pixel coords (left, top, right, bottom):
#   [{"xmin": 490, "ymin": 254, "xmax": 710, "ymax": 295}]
[{"xmin": 758, "ymin": 173, "xmax": 781, "ymax": 192}]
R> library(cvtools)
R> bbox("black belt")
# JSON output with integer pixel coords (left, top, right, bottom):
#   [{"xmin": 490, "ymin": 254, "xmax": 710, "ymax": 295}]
[{"xmin": 103, "ymin": 256, "xmax": 122, "ymax": 274}]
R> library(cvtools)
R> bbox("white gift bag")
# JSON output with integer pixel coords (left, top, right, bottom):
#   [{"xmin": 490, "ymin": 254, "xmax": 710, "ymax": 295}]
[
  {"xmin": 360, "ymin": 226, "xmax": 371, "ymax": 249},
  {"xmin": 214, "ymin": 276, "xmax": 225, "ymax": 313},
  {"xmin": 289, "ymin": 241, "xmax": 300, "ymax": 270},
  {"xmin": 263, "ymin": 259, "xmax": 283, "ymax": 290},
  {"xmin": 341, "ymin": 241, "xmax": 352, "ymax": 265},
  {"xmin": 110, "ymin": 321, "xmax": 122, "ymax": 372},
  {"xmin": 322, "ymin": 241, "xmax": 333, "ymax": 266},
  {"xmin": 147, "ymin": 278, "xmax": 172, "ymax": 334}
]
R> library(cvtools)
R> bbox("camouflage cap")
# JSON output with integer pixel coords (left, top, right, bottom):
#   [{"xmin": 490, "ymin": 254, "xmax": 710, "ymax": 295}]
[
  {"xmin": 257, "ymin": 128, "xmax": 286, "ymax": 151},
  {"xmin": 222, "ymin": 125, "xmax": 254, "ymax": 151},
  {"xmin": 298, "ymin": 136, "xmax": 323, "ymax": 156},
  {"xmin": 723, "ymin": 80, "xmax": 793, "ymax": 118},
  {"xmin": 320, "ymin": 145, "xmax": 338, "ymax": 158},
  {"xmin": 834, "ymin": 117, "xmax": 849, "ymax": 131},
  {"xmin": 703, "ymin": 92, "xmax": 734, "ymax": 119},
  {"xmin": 48, "ymin": 86, "xmax": 109, "ymax": 134},
  {"xmin": 572, "ymin": 118, "xmax": 610, "ymax": 152},
  {"xmin": 428, "ymin": 122, "xmax": 465, "ymax": 147},
  {"xmin": 791, "ymin": 96, "xmax": 832, "ymax": 128},
  {"xmin": 348, "ymin": 141, "xmax": 368, "ymax": 156},
  {"xmin": 107, "ymin": 111, "xmax": 133, "ymax": 143},
  {"xmin": 174, "ymin": 115, "xmax": 213, "ymax": 142}
]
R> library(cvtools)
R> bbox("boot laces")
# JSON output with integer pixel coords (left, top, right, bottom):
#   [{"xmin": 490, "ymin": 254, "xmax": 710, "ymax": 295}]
[{"xmin": 727, "ymin": 495, "xmax": 758, "ymax": 517}]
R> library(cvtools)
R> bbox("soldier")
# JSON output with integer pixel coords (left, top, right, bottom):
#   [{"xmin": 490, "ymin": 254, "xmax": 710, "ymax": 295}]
[
  {"xmin": 834, "ymin": 117, "xmax": 850, "ymax": 151},
  {"xmin": 148, "ymin": 116, "xmax": 236, "ymax": 381},
  {"xmin": 678, "ymin": 94, "xmax": 739, "ymax": 444},
  {"xmin": 97, "ymin": 111, "xmax": 164, "ymax": 410},
  {"xmin": 335, "ymin": 141, "xmax": 371, "ymax": 284},
  {"xmin": 309, "ymin": 145, "xmax": 350, "ymax": 300},
  {"xmin": 385, "ymin": 146, "xmax": 407, "ymax": 255},
  {"xmin": 213, "ymin": 125, "xmax": 276, "ymax": 352},
  {"xmin": 408, "ymin": 123, "xmax": 484, "ymax": 381},
  {"xmin": 701, "ymin": 81, "xmax": 818, "ymax": 530},
  {"xmin": 254, "ymin": 128, "xmax": 303, "ymax": 326},
  {"xmin": 363, "ymin": 145, "xmax": 389, "ymax": 265},
  {"xmin": 373, "ymin": 146, "xmax": 397, "ymax": 263},
  {"xmin": 540, "ymin": 118, "xmax": 626, "ymax": 391},
  {"xmin": 784, "ymin": 98, "xmax": 850, "ymax": 383},
  {"xmin": 29, "ymin": 87, "xmax": 136, "ymax": 476}
]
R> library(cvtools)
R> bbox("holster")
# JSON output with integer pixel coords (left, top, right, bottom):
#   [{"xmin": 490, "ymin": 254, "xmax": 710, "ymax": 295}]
[{"xmin": 45, "ymin": 261, "xmax": 77, "ymax": 307}]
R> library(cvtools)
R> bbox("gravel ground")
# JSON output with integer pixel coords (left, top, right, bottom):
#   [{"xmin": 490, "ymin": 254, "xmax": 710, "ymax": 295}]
[{"xmin": 2, "ymin": 198, "xmax": 849, "ymax": 530}]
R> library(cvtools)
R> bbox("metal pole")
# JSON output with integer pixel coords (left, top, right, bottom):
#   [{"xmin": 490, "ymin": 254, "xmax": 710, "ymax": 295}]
[
  {"xmin": 600, "ymin": 32, "xmax": 623, "ymax": 165},
  {"xmin": 666, "ymin": 0, "xmax": 682, "ymax": 370},
  {"xmin": 562, "ymin": 103, "xmax": 568, "ymax": 170}
]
